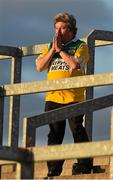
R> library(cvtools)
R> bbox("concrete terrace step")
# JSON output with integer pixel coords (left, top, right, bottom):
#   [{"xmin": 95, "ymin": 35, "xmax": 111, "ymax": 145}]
[
  {"xmin": 42, "ymin": 173, "xmax": 109, "ymax": 179},
  {"xmin": 0, "ymin": 157, "xmax": 110, "ymax": 179},
  {"xmin": 34, "ymin": 157, "xmax": 109, "ymax": 178}
]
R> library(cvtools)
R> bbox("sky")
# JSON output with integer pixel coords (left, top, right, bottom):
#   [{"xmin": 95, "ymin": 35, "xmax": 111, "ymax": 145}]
[{"xmin": 0, "ymin": 0, "xmax": 113, "ymax": 146}]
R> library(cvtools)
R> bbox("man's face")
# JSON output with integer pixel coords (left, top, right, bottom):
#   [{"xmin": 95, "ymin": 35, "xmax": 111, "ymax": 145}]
[{"xmin": 55, "ymin": 21, "xmax": 73, "ymax": 43}]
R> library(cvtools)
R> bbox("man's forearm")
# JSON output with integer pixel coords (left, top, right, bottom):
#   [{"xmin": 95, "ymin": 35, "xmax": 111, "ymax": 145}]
[
  {"xmin": 59, "ymin": 50, "xmax": 78, "ymax": 69},
  {"xmin": 36, "ymin": 49, "xmax": 55, "ymax": 72}
]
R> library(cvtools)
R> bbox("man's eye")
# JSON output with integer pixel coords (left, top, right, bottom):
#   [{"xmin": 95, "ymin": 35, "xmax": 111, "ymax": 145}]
[{"xmin": 63, "ymin": 27, "xmax": 67, "ymax": 30}]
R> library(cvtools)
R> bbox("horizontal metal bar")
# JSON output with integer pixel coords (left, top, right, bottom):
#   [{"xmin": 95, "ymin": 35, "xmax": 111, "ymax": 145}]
[
  {"xmin": 0, "ymin": 146, "xmax": 33, "ymax": 162},
  {"xmin": 0, "ymin": 46, "xmax": 22, "ymax": 57},
  {"xmin": 90, "ymin": 30, "xmax": 113, "ymax": 41},
  {"xmin": 1, "ymin": 141, "xmax": 113, "ymax": 163},
  {"xmin": 27, "ymin": 93, "xmax": 113, "ymax": 127},
  {"xmin": 0, "ymin": 72, "xmax": 113, "ymax": 97},
  {"xmin": 27, "ymin": 140, "xmax": 113, "ymax": 161}
]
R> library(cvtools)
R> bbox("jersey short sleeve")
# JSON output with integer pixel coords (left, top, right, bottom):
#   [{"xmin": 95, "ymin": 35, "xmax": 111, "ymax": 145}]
[
  {"xmin": 38, "ymin": 45, "xmax": 49, "ymax": 59},
  {"xmin": 74, "ymin": 43, "xmax": 89, "ymax": 64}
]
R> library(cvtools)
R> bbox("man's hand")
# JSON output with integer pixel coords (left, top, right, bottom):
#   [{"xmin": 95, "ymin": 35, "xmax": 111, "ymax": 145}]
[{"xmin": 53, "ymin": 29, "xmax": 62, "ymax": 53}]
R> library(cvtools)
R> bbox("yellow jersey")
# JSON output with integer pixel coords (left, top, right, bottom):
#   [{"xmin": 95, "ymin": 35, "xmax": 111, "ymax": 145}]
[{"xmin": 38, "ymin": 39, "xmax": 89, "ymax": 104}]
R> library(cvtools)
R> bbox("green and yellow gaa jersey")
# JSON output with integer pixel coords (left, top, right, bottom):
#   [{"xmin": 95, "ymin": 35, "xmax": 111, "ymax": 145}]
[{"xmin": 38, "ymin": 39, "xmax": 89, "ymax": 104}]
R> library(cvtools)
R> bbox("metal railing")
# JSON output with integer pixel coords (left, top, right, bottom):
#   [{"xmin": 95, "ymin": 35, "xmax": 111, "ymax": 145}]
[{"xmin": 0, "ymin": 29, "xmax": 113, "ymax": 179}]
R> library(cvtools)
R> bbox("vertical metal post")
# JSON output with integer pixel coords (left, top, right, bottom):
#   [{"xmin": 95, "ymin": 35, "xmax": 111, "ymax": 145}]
[
  {"xmin": 85, "ymin": 33, "xmax": 95, "ymax": 140},
  {"xmin": 8, "ymin": 56, "xmax": 22, "ymax": 147},
  {"xmin": 0, "ymin": 165, "xmax": 1, "ymax": 179},
  {"xmin": 20, "ymin": 161, "xmax": 34, "ymax": 179},
  {"xmin": 22, "ymin": 118, "xmax": 27, "ymax": 148},
  {"xmin": 110, "ymin": 107, "xmax": 113, "ymax": 179},
  {"xmin": 0, "ymin": 87, "xmax": 4, "ymax": 145},
  {"xmin": 85, "ymin": 30, "xmax": 113, "ymax": 140},
  {"xmin": 15, "ymin": 163, "xmax": 21, "ymax": 179},
  {"xmin": 22, "ymin": 118, "xmax": 36, "ymax": 147},
  {"xmin": 26, "ymin": 125, "xmax": 36, "ymax": 147}
]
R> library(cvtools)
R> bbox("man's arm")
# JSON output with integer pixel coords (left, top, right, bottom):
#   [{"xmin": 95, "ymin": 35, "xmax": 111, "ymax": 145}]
[
  {"xmin": 59, "ymin": 50, "xmax": 78, "ymax": 69},
  {"xmin": 35, "ymin": 47, "xmax": 55, "ymax": 72},
  {"xmin": 59, "ymin": 43, "xmax": 89, "ymax": 70}
]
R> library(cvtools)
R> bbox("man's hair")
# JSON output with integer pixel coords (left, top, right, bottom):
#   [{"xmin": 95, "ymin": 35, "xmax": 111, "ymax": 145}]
[{"xmin": 54, "ymin": 12, "xmax": 78, "ymax": 37}]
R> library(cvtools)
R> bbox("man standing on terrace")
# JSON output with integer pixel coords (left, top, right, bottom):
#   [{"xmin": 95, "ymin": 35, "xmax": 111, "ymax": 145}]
[{"xmin": 35, "ymin": 12, "xmax": 92, "ymax": 178}]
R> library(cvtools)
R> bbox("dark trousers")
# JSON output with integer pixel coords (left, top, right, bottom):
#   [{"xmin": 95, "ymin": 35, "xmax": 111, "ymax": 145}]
[{"xmin": 45, "ymin": 101, "xmax": 92, "ymax": 173}]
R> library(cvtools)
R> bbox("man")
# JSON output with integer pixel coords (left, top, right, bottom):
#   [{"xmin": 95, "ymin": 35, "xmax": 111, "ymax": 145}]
[{"xmin": 35, "ymin": 12, "xmax": 92, "ymax": 177}]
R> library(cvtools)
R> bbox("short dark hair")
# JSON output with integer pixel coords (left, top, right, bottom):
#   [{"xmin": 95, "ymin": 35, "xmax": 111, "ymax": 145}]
[{"xmin": 54, "ymin": 12, "xmax": 78, "ymax": 37}]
